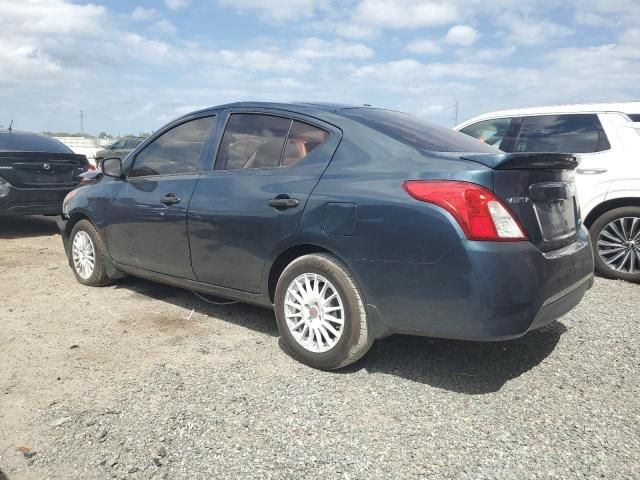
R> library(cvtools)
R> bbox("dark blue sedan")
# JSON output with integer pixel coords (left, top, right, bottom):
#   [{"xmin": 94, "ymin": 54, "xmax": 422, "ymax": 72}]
[{"xmin": 58, "ymin": 102, "xmax": 594, "ymax": 369}]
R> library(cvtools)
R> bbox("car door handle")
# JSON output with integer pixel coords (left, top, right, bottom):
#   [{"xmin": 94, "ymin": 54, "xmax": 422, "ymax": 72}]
[
  {"xmin": 160, "ymin": 194, "xmax": 181, "ymax": 206},
  {"xmin": 576, "ymin": 168, "xmax": 607, "ymax": 175},
  {"xmin": 268, "ymin": 197, "xmax": 299, "ymax": 210}
]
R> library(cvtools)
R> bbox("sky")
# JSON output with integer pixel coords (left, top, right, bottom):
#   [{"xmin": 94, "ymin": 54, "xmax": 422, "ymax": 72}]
[{"xmin": 1, "ymin": 0, "xmax": 639, "ymax": 135}]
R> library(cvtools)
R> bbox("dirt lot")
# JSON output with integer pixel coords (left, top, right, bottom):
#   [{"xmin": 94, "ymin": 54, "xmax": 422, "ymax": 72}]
[{"xmin": 0, "ymin": 216, "xmax": 638, "ymax": 480}]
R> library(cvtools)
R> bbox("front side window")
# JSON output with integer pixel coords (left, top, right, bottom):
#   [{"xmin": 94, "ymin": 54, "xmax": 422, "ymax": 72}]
[
  {"xmin": 459, "ymin": 118, "xmax": 511, "ymax": 149},
  {"xmin": 216, "ymin": 114, "xmax": 329, "ymax": 170},
  {"xmin": 130, "ymin": 116, "xmax": 215, "ymax": 177},
  {"xmin": 515, "ymin": 114, "xmax": 610, "ymax": 154}
]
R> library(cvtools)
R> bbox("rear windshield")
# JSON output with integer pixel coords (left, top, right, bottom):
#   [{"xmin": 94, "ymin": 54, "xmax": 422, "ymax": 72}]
[
  {"xmin": 0, "ymin": 132, "xmax": 73, "ymax": 153},
  {"xmin": 341, "ymin": 108, "xmax": 499, "ymax": 153}
]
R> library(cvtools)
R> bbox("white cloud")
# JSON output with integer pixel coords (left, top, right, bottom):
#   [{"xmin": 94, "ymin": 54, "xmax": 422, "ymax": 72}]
[
  {"xmin": 620, "ymin": 29, "xmax": 640, "ymax": 45},
  {"xmin": 165, "ymin": 0, "xmax": 189, "ymax": 11},
  {"xmin": 334, "ymin": 23, "xmax": 378, "ymax": 40},
  {"xmin": 217, "ymin": 0, "xmax": 325, "ymax": 22},
  {"xmin": 574, "ymin": 12, "xmax": 614, "ymax": 27},
  {"xmin": 132, "ymin": 7, "xmax": 159, "ymax": 21},
  {"xmin": 0, "ymin": 0, "xmax": 105, "ymax": 34},
  {"xmin": 151, "ymin": 19, "xmax": 178, "ymax": 35},
  {"xmin": 445, "ymin": 25, "xmax": 479, "ymax": 46},
  {"xmin": 406, "ymin": 39, "xmax": 441, "ymax": 55},
  {"xmin": 502, "ymin": 13, "xmax": 574, "ymax": 46},
  {"xmin": 353, "ymin": 0, "xmax": 459, "ymax": 29},
  {"xmin": 293, "ymin": 37, "xmax": 373, "ymax": 60}
]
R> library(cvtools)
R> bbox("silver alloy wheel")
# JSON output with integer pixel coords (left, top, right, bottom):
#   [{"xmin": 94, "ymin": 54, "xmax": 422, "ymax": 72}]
[
  {"xmin": 284, "ymin": 273, "xmax": 345, "ymax": 353},
  {"xmin": 597, "ymin": 216, "xmax": 640, "ymax": 273},
  {"xmin": 72, "ymin": 230, "xmax": 96, "ymax": 280}
]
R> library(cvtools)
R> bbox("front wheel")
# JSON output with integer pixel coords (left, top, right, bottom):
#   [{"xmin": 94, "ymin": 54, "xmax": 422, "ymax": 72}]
[
  {"xmin": 590, "ymin": 206, "xmax": 640, "ymax": 282},
  {"xmin": 274, "ymin": 253, "xmax": 372, "ymax": 370},
  {"xmin": 69, "ymin": 220, "xmax": 112, "ymax": 286}
]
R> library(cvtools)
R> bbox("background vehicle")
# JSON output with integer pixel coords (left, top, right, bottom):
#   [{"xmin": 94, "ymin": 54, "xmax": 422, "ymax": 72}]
[
  {"xmin": 59, "ymin": 102, "xmax": 594, "ymax": 369},
  {"xmin": 0, "ymin": 129, "xmax": 91, "ymax": 216},
  {"xmin": 456, "ymin": 102, "xmax": 640, "ymax": 282},
  {"xmin": 94, "ymin": 137, "xmax": 145, "ymax": 165}
]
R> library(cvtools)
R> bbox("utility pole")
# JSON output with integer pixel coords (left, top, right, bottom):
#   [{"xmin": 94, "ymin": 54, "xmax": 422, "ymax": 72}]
[{"xmin": 453, "ymin": 98, "xmax": 459, "ymax": 127}]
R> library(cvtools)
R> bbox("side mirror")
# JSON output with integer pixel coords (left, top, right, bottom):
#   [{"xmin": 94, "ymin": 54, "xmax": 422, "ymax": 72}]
[{"xmin": 102, "ymin": 157, "xmax": 124, "ymax": 179}]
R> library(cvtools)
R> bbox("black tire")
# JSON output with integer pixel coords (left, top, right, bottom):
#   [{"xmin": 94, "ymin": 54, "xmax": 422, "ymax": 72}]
[
  {"xmin": 274, "ymin": 253, "xmax": 372, "ymax": 370},
  {"xmin": 69, "ymin": 219, "xmax": 112, "ymax": 286},
  {"xmin": 589, "ymin": 206, "xmax": 640, "ymax": 283}
]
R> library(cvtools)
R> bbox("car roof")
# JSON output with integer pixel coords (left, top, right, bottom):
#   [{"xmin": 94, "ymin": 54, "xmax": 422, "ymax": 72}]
[
  {"xmin": 456, "ymin": 101, "xmax": 640, "ymax": 129},
  {"xmin": 180, "ymin": 101, "xmax": 377, "ymax": 123}
]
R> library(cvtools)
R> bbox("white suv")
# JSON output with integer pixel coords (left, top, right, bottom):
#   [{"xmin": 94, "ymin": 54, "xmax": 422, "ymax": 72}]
[{"xmin": 456, "ymin": 102, "xmax": 640, "ymax": 282}]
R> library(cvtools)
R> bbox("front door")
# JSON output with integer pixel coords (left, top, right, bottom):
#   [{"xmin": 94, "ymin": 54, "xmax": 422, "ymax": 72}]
[
  {"xmin": 104, "ymin": 115, "xmax": 217, "ymax": 278},
  {"xmin": 187, "ymin": 111, "xmax": 340, "ymax": 293}
]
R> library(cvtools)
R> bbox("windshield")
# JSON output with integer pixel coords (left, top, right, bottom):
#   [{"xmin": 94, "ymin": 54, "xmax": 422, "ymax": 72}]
[{"xmin": 341, "ymin": 108, "xmax": 499, "ymax": 153}]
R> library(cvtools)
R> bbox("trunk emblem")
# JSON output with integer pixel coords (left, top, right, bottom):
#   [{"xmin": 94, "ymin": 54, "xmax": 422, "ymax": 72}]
[
  {"xmin": 507, "ymin": 196, "xmax": 529, "ymax": 204},
  {"xmin": 43, "ymin": 163, "xmax": 51, "ymax": 170}
]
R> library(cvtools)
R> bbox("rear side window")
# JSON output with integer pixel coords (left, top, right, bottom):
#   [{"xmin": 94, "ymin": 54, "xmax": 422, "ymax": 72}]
[
  {"xmin": 216, "ymin": 114, "xmax": 329, "ymax": 170},
  {"xmin": 341, "ymin": 108, "xmax": 498, "ymax": 153},
  {"xmin": 515, "ymin": 114, "xmax": 610, "ymax": 154},
  {"xmin": 130, "ymin": 116, "xmax": 215, "ymax": 177},
  {"xmin": 124, "ymin": 139, "xmax": 142, "ymax": 149},
  {"xmin": 628, "ymin": 114, "xmax": 640, "ymax": 122},
  {"xmin": 459, "ymin": 118, "xmax": 511, "ymax": 149},
  {"xmin": 282, "ymin": 121, "xmax": 330, "ymax": 166}
]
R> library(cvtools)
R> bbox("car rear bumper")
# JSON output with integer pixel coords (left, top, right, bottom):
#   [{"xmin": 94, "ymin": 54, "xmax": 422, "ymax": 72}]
[
  {"xmin": 0, "ymin": 183, "xmax": 73, "ymax": 216},
  {"xmin": 354, "ymin": 226, "xmax": 595, "ymax": 340}
]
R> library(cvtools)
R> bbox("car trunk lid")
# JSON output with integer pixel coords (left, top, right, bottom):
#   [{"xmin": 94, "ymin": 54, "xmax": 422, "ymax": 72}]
[
  {"xmin": 0, "ymin": 151, "xmax": 88, "ymax": 188},
  {"xmin": 462, "ymin": 153, "xmax": 580, "ymax": 252}
]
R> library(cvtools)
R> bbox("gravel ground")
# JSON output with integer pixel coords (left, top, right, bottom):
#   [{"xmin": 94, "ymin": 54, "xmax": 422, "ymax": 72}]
[{"xmin": 0, "ymin": 215, "xmax": 638, "ymax": 480}]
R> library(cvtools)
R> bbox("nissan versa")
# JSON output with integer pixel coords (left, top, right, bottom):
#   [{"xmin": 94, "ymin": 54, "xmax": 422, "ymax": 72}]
[
  {"xmin": 58, "ymin": 102, "xmax": 595, "ymax": 369},
  {"xmin": 0, "ymin": 129, "xmax": 91, "ymax": 216}
]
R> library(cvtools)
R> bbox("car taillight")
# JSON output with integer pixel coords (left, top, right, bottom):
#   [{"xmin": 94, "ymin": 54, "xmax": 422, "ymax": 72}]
[{"xmin": 402, "ymin": 180, "xmax": 527, "ymax": 241}]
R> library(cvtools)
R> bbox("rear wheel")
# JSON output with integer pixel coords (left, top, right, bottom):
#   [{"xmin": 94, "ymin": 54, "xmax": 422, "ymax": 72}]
[
  {"xmin": 69, "ymin": 220, "xmax": 112, "ymax": 286},
  {"xmin": 274, "ymin": 253, "xmax": 372, "ymax": 370},
  {"xmin": 590, "ymin": 206, "xmax": 640, "ymax": 282}
]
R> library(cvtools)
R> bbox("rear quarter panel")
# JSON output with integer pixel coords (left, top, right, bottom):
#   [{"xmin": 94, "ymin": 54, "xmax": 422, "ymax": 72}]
[{"xmin": 290, "ymin": 121, "xmax": 494, "ymax": 334}]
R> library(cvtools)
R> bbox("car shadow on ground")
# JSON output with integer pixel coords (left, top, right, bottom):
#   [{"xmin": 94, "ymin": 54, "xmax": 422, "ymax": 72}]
[
  {"xmin": 115, "ymin": 277, "xmax": 279, "ymax": 337},
  {"xmin": 343, "ymin": 321, "xmax": 567, "ymax": 395},
  {"xmin": 114, "ymin": 277, "xmax": 565, "ymax": 394},
  {"xmin": 0, "ymin": 215, "xmax": 59, "ymax": 239}
]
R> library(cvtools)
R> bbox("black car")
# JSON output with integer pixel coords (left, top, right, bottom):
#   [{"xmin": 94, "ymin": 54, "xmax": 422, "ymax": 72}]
[
  {"xmin": 0, "ymin": 130, "xmax": 92, "ymax": 216},
  {"xmin": 59, "ymin": 102, "xmax": 594, "ymax": 369}
]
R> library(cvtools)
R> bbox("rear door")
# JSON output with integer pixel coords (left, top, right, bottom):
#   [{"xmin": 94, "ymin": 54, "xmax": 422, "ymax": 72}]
[
  {"xmin": 188, "ymin": 110, "xmax": 341, "ymax": 293},
  {"xmin": 104, "ymin": 115, "xmax": 217, "ymax": 279}
]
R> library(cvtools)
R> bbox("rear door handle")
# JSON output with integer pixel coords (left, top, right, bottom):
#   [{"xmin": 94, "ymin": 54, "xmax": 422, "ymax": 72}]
[
  {"xmin": 576, "ymin": 168, "xmax": 607, "ymax": 175},
  {"xmin": 268, "ymin": 196, "xmax": 299, "ymax": 210},
  {"xmin": 161, "ymin": 193, "xmax": 181, "ymax": 206}
]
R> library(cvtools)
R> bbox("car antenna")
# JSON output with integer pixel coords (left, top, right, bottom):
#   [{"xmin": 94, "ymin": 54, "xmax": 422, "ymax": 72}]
[{"xmin": 8, "ymin": 119, "xmax": 13, "ymax": 133}]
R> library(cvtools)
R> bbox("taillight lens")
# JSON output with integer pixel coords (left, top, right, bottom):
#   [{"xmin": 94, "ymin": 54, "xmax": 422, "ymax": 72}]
[{"xmin": 403, "ymin": 180, "xmax": 527, "ymax": 241}]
